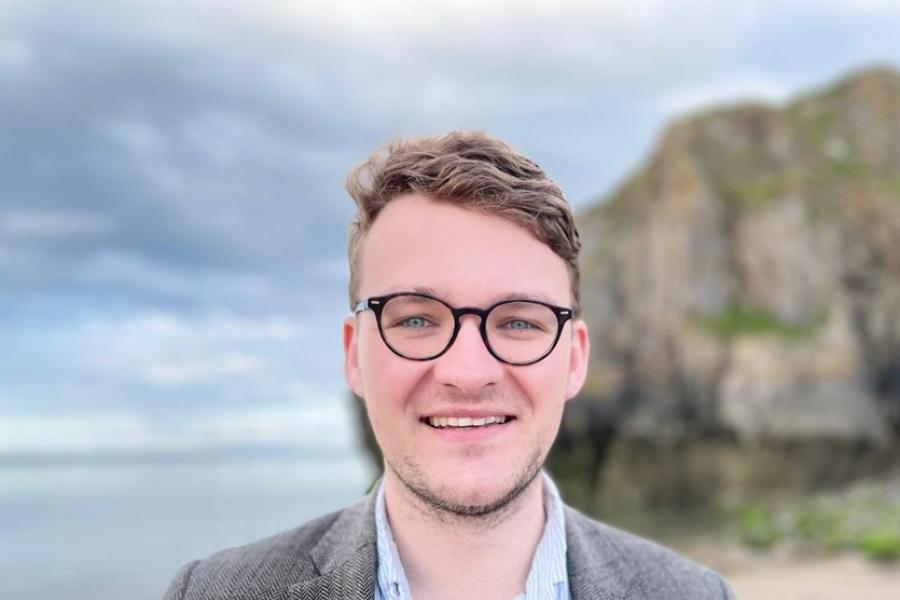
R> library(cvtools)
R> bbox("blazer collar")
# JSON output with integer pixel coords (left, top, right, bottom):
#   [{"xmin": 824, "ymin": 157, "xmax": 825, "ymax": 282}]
[
  {"xmin": 290, "ymin": 493, "xmax": 378, "ymax": 600},
  {"xmin": 287, "ymin": 492, "xmax": 635, "ymax": 600},
  {"xmin": 565, "ymin": 506, "xmax": 633, "ymax": 600}
]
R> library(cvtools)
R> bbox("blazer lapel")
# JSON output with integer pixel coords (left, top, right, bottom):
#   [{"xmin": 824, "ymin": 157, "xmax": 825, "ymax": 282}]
[
  {"xmin": 565, "ymin": 506, "xmax": 632, "ymax": 600},
  {"xmin": 291, "ymin": 559, "xmax": 375, "ymax": 600},
  {"xmin": 289, "ymin": 496, "xmax": 635, "ymax": 600},
  {"xmin": 290, "ymin": 494, "xmax": 378, "ymax": 600}
]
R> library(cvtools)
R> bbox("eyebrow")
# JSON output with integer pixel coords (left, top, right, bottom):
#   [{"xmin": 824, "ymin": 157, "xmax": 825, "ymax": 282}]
[
  {"xmin": 393, "ymin": 286, "xmax": 565, "ymax": 307},
  {"xmin": 408, "ymin": 285, "xmax": 440, "ymax": 297}
]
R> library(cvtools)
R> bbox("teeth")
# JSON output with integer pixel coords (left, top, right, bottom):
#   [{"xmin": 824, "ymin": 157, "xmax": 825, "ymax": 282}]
[{"xmin": 427, "ymin": 416, "xmax": 510, "ymax": 428}]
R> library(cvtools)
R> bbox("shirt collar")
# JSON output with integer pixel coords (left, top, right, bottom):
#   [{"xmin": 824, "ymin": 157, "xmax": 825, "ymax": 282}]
[
  {"xmin": 522, "ymin": 474, "xmax": 568, "ymax": 597},
  {"xmin": 374, "ymin": 472, "xmax": 568, "ymax": 599},
  {"xmin": 374, "ymin": 480, "xmax": 414, "ymax": 599}
]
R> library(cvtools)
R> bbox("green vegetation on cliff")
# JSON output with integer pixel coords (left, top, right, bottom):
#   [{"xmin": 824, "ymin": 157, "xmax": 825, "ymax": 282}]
[
  {"xmin": 729, "ymin": 477, "xmax": 900, "ymax": 562},
  {"xmin": 692, "ymin": 306, "xmax": 827, "ymax": 340}
]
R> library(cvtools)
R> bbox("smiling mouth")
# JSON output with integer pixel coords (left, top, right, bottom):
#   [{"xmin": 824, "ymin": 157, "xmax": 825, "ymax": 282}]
[{"xmin": 423, "ymin": 415, "xmax": 515, "ymax": 429}]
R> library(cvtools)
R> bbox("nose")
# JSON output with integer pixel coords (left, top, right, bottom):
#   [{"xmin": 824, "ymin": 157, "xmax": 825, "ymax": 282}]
[{"xmin": 432, "ymin": 315, "xmax": 504, "ymax": 395}]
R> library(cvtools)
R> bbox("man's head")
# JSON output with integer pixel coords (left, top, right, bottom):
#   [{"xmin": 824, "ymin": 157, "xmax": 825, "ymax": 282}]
[
  {"xmin": 346, "ymin": 131, "xmax": 582, "ymax": 315},
  {"xmin": 343, "ymin": 131, "xmax": 589, "ymax": 522}
]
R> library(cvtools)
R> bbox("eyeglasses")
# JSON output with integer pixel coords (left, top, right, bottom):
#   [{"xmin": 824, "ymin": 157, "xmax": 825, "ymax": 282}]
[{"xmin": 353, "ymin": 292, "xmax": 573, "ymax": 366}]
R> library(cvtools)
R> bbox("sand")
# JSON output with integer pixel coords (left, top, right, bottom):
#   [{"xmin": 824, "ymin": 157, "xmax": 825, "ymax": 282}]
[{"xmin": 723, "ymin": 554, "xmax": 900, "ymax": 599}]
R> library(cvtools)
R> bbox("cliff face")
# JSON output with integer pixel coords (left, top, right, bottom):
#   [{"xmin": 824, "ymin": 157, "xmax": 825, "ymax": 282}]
[{"xmin": 561, "ymin": 67, "xmax": 900, "ymax": 509}]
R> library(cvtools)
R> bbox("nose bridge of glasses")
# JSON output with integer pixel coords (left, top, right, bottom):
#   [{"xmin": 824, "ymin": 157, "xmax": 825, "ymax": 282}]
[
  {"xmin": 452, "ymin": 306, "xmax": 490, "ymax": 325},
  {"xmin": 447, "ymin": 307, "xmax": 491, "ymax": 353}
]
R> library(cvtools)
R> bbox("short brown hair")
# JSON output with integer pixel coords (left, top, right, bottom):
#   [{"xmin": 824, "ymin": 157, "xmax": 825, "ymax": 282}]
[{"xmin": 346, "ymin": 131, "xmax": 582, "ymax": 314}]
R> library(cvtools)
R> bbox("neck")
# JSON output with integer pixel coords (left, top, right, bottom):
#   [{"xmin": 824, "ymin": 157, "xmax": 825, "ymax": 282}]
[{"xmin": 382, "ymin": 470, "xmax": 547, "ymax": 600}]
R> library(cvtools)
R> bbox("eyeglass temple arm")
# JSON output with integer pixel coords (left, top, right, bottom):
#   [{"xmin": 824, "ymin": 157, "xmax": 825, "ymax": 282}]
[{"xmin": 353, "ymin": 298, "xmax": 386, "ymax": 314}]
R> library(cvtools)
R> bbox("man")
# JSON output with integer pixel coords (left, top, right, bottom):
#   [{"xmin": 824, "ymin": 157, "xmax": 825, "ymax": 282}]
[{"xmin": 165, "ymin": 132, "xmax": 734, "ymax": 599}]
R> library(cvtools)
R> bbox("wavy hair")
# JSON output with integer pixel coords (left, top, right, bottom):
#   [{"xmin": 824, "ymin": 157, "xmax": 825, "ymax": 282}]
[{"xmin": 346, "ymin": 131, "xmax": 581, "ymax": 314}]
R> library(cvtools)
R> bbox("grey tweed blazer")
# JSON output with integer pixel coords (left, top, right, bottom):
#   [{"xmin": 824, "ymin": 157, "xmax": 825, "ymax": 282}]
[{"xmin": 164, "ymin": 493, "xmax": 734, "ymax": 599}]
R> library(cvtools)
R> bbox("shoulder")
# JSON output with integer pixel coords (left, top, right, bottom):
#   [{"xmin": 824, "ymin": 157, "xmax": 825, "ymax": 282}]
[
  {"xmin": 564, "ymin": 506, "xmax": 735, "ymax": 600},
  {"xmin": 163, "ymin": 500, "xmax": 369, "ymax": 600}
]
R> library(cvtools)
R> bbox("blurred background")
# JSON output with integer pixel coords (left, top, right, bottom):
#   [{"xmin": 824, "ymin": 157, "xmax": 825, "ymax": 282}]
[{"xmin": 2, "ymin": 1, "xmax": 899, "ymax": 598}]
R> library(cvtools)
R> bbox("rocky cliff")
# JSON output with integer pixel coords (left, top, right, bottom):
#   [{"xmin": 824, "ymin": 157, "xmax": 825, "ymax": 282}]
[{"xmin": 556, "ymin": 66, "xmax": 900, "ymax": 510}]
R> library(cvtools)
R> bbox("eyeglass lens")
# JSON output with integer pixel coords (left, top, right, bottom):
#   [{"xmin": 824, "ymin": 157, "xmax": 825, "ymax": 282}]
[{"xmin": 379, "ymin": 295, "xmax": 559, "ymax": 363}]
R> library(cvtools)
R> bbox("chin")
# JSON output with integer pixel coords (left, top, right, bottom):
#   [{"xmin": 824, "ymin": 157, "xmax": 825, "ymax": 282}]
[
  {"xmin": 390, "ymin": 448, "xmax": 544, "ymax": 518},
  {"xmin": 440, "ymin": 480, "xmax": 510, "ymax": 507}
]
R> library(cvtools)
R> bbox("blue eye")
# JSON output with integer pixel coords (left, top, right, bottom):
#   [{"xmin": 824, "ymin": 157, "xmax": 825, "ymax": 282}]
[
  {"xmin": 507, "ymin": 319, "xmax": 535, "ymax": 330},
  {"xmin": 399, "ymin": 316, "xmax": 430, "ymax": 328}
]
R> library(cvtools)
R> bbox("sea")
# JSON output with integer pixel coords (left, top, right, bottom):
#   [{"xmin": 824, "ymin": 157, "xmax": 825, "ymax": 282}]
[{"xmin": 0, "ymin": 447, "xmax": 374, "ymax": 600}]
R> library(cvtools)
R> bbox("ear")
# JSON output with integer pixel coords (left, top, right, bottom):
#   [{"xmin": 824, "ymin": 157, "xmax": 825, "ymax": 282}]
[
  {"xmin": 343, "ymin": 315, "xmax": 365, "ymax": 398},
  {"xmin": 564, "ymin": 319, "xmax": 590, "ymax": 401}
]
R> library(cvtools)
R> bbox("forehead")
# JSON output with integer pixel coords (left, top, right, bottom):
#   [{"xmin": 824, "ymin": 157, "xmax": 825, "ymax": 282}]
[{"xmin": 356, "ymin": 194, "xmax": 570, "ymax": 305}]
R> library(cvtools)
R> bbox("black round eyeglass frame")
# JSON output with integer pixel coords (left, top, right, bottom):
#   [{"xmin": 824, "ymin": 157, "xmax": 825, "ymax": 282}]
[{"xmin": 353, "ymin": 292, "xmax": 574, "ymax": 366}]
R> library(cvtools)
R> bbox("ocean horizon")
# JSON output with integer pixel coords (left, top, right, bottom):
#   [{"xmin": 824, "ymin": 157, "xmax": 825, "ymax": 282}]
[{"xmin": 0, "ymin": 445, "xmax": 374, "ymax": 600}]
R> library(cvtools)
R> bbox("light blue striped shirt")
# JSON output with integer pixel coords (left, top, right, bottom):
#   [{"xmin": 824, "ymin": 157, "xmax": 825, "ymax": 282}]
[{"xmin": 374, "ymin": 473, "xmax": 570, "ymax": 600}]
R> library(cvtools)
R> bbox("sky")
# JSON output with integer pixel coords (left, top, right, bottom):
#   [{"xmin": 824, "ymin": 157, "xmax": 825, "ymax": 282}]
[{"xmin": 2, "ymin": 0, "xmax": 900, "ymax": 455}]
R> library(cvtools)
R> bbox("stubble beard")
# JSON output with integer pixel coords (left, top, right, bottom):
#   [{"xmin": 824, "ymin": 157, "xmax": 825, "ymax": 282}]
[{"xmin": 385, "ymin": 441, "xmax": 545, "ymax": 528}]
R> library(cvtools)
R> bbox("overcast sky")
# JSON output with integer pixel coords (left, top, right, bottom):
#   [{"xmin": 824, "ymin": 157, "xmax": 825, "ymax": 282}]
[{"xmin": 2, "ymin": 0, "xmax": 899, "ymax": 453}]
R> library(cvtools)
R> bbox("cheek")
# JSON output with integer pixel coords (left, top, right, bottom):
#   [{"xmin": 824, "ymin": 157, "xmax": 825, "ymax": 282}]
[
  {"xmin": 358, "ymin": 340, "xmax": 431, "ymax": 407},
  {"xmin": 520, "ymin": 358, "xmax": 571, "ymax": 431},
  {"xmin": 527, "ymin": 354, "xmax": 572, "ymax": 395}
]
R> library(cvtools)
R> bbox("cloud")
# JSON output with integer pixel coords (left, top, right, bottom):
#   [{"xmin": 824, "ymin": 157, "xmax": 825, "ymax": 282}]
[
  {"xmin": 656, "ymin": 73, "xmax": 792, "ymax": 118},
  {"xmin": 0, "ymin": 35, "xmax": 33, "ymax": 72},
  {"xmin": 78, "ymin": 311, "xmax": 307, "ymax": 387},
  {"xmin": 73, "ymin": 252, "xmax": 276, "ymax": 305},
  {"xmin": 0, "ymin": 208, "xmax": 115, "ymax": 238},
  {"xmin": 141, "ymin": 354, "xmax": 266, "ymax": 386},
  {"xmin": 2, "ymin": 2, "xmax": 358, "ymax": 310},
  {"xmin": 813, "ymin": 0, "xmax": 900, "ymax": 14},
  {"xmin": 0, "ymin": 306, "xmax": 348, "ymax": 422},
  {"xmin": 244, "ymin": 0, "xmax": 654, "ymax": 35},
  {"xmin": 0, "ymin": 412, "xmax": 153, "ymax": 454},
  {"xmin": 0, "ymin": 402, "xmax": 357, "ymax": 454}
]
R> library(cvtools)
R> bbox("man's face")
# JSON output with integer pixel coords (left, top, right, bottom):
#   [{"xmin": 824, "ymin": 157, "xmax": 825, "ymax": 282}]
[{"xmin": 344, "ymin": 194, "xmax": 589, "ymax": 514}]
